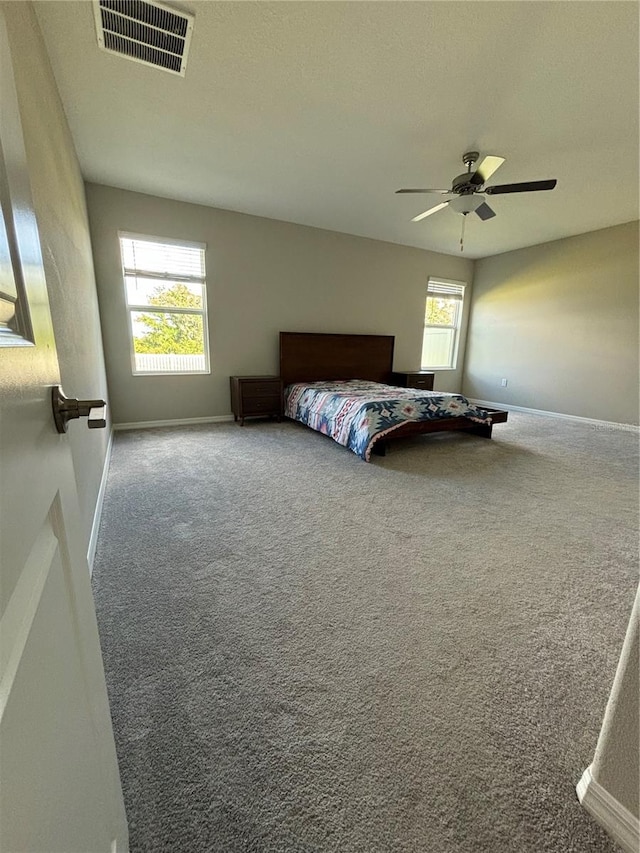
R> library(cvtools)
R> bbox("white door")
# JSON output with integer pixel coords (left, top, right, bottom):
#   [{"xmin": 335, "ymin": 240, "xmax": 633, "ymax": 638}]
[{"xmin": 0, "ymin": 9, "xmax": 128, "ymax": 852}]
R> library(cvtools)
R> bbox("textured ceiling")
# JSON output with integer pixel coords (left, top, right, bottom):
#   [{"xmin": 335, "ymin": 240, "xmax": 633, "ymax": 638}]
[{"xmin": 35, "ymin": 1, "xmax": 639, "ymax": 259}]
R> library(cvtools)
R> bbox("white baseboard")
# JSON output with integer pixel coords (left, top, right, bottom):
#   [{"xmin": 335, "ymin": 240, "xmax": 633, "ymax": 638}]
[
  {"xmin": 113, "ymin": 414, "xmax": 234, "ymax": 431},
  {"xmin": 469, "ymin": 399, "xmax": 640, "ymax": 433},
  {"xmin": 577, "ymin": 766, "xmax": 639, "ymax": 853},
  {"xmin": 87, "ymin": 428, "xmax": 113, "ymax": 575}
]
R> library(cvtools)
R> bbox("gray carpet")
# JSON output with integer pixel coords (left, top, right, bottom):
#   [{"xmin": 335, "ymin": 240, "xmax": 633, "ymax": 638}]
[{"xmin": 92, "ymin": 414, "xmax": 638, "ymax": 852}]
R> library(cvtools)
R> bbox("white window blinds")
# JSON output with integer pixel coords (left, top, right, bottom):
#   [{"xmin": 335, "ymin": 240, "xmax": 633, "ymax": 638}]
[
  {"xmin": 427, "ymin": 280, "xmax": 465, "ymax": 300},
  {"xmin": 120, "ymin": 235, "xmax": 205, "ymax": 282}
]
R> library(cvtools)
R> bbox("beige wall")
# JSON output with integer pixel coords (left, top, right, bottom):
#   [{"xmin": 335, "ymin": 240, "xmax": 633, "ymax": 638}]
[
  {"xmin": 85, "ymin": 183, "xmax": 474, "ymax": 425},
  {"xmin": 4, "ymin": 3, "xmax": 110, "ymax": 549},
  {"xmin": 463, "ymin": 221, "xmax": 639, "ymax": 425}
]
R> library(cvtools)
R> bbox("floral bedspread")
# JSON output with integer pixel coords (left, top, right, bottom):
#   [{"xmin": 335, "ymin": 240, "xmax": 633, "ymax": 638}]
[{"xmin": 284, "ymin": 380, "xmax": 492, "ymax": 461}]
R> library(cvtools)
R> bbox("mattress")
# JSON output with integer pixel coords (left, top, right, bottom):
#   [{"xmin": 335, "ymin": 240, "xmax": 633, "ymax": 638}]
[{"xmin": 284, "ymin": 379, "xmax": 491, "ymax": 461}]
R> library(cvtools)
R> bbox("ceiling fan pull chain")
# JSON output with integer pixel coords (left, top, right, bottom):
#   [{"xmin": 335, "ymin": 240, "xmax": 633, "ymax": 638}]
[{"xmin": 460, "ymin": 213, "xmax": 466, "ymax": 252}]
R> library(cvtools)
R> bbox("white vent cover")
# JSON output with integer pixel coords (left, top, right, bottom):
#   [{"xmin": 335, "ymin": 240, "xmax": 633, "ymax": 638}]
[{"xmin": 93, "ymin": 0, "xmax": 194, "ymax": 76}]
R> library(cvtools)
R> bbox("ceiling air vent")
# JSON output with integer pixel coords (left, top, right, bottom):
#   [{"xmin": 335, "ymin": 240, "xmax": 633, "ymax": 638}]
[{"xmin": 93, "ymin": 0, "xmax": 194, "ymax": 76}]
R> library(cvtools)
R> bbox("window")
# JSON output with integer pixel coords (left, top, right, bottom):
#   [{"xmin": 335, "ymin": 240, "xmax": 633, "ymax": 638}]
[
  {"xmin": 421, "ymin": 279, "xmax": 466, "ymax": 370},
  {"xmin": 119, "ymin": 233, "xmax": 209, "ymax": 375}
]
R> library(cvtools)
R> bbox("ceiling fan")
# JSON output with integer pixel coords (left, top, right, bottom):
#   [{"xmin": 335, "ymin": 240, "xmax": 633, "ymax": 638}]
[{"xmin": 396, "ymin": 151, "xmax": 557, "ymax": 234}]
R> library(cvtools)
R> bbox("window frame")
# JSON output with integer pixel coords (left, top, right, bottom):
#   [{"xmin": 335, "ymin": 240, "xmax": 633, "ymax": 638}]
[
  {"xmin": 118, "ymin": 231, "xmax": 210, "ymax": 376},
  {"xmin": 421, "ymin": 277, "xmax": 466, "ymax": 371}
]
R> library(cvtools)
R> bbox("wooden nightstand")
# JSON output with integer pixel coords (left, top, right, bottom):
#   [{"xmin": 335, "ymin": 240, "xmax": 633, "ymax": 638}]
[
  {"xmin": 230, "ymin": 376, "xmax": 283, "ymax": 425},
  {"xmin": 391, "ymin": 371, "xmax": 435, "ymax": 391}
]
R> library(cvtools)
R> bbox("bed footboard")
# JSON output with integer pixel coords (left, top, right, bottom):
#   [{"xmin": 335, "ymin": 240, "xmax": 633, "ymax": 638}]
[{"xmin": 371, "ymin": 409, "xmax": 508, "ymax": 454}]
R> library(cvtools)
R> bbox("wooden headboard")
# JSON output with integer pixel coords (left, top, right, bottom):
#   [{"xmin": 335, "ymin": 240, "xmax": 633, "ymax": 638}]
[{"xmin": 279, "ymin": 332, "xmax": 395, "ymax": 387}]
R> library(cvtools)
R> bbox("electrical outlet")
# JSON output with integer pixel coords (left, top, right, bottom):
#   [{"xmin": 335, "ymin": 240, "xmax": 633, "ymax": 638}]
[{"xmin": 501, "ymin": 378, "xmax": 508, "ymax": 387}]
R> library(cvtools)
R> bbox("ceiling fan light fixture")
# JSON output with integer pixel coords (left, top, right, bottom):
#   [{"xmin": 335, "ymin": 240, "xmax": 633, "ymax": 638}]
[{"xmin": 449, "ymin": 194, "xmax": 485, "ymax": 215}]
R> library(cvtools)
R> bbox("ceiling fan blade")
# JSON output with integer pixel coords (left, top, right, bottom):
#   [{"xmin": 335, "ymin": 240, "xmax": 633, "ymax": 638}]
[
  {"xmin": 475, "ymin": 202, "xmax": 496, "ymax": 221},
  {"xmin": 486, "ymin": 179, "xmax": 557, "ymax": 195},
  {"xmin": 474, "ymin": 155, "xmax": 505, "ymax": 184},
  {"xmin": 396, "ymin": 188, "xmax": 451, "ymax": 194},
  {"xmin": 412, "ymin": 201, "xmax": 450, "ymax": 222}
]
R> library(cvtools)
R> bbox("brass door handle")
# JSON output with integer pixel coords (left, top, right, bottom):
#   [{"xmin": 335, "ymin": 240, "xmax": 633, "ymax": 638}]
[{"xmin": 52, "ymin": 385, "xmax": 107, "ymax": 433}]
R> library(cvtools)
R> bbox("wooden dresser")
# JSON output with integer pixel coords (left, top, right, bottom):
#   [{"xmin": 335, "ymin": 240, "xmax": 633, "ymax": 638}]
[
  {"xmin": 390, "ymin": 371, "xmax": 435, "ymax": 391},
  {"xmin": 230, "ymin": 376, "xmax": 283, "ymax": 425}
]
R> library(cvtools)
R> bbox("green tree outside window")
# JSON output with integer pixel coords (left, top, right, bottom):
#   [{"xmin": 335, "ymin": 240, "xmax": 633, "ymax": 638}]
[
  {"xmin": 425, "ymin": 296, "xmax": 457, "ymax": 325},
  {"xmin": 134, "ymin": 284, "xmax": 204, "ymax": 355}
]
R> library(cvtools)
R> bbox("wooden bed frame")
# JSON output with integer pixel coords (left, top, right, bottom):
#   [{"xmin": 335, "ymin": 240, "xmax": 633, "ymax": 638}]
[{"xmin": 279, "ymin": 331, "xmax": 508, "ymax": 453}]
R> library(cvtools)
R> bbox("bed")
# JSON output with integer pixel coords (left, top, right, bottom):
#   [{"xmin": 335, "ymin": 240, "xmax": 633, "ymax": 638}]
[{"xmin": 280, "ymin": 331, "xmax": 508, "ymax": 460}]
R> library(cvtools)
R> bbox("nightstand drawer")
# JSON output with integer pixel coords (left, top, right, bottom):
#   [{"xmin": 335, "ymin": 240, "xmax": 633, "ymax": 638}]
[
  {"xmin": 242, "ymin": 380, "xmax": 282, "ymax": 397},
  {"xmin": 246, "ymin": 396, "xmax": 280, "ymax": 412},
  {"xmin": 412, "ymin": 378, "xmax": 434, "ymax": 390}
]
